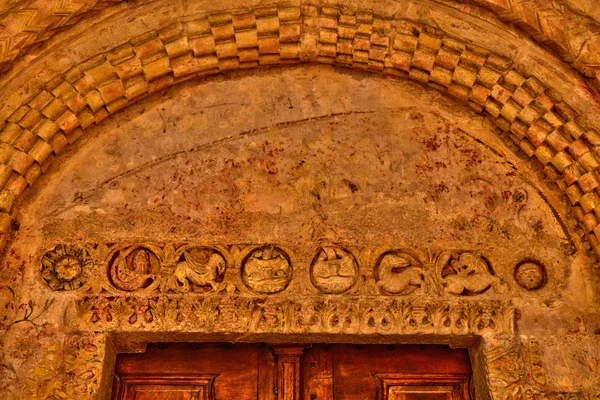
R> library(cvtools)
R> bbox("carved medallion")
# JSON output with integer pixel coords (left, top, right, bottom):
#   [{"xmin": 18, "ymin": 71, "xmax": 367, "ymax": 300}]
[
  {"xmin": 375, "ymin": 251, "xmax": 424, "ymax": 295},
  {"xmin": 108, "ymin": 246, "xmax": 160, "ymax": 291},
  {"xmin": 441, "ymin": 253, "xmax": 506, "ymax": 295},
  {"xmin": 514, "ymin": 260, "xmax": 546, "ymax": 290},
  {"xmin": 41, "ymin": 244, "xmax": 92, "ymax": 291},
  {"xmin": 242, "ymin": 246, "xmax": 291, "ymax": 294},
  {"xmin": 310, "ymin": 247, "xmax": 358, "ymax": 294},
  {"xmin": 162, "ymin": 247, "xmax": 227, "ymax": 293}
]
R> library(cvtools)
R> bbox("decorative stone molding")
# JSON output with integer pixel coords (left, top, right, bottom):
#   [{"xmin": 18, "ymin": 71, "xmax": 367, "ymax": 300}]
[
  {"xmin": 75, "ymin": 295, "xmax": 516, "ymax": 335},
  {"xmin": 39, "ymin": 242, "xmax": 529, "ymax": 297},
  {"xmin": 58, "ymin": 293, "xmax": 593, "ymax": 399},
  {"xmin": 0, "ymin": 0, "xmax": 599, "ymax": 91},
  {"xmin": 1, "ymin": 4, "xmax": 600, "ymax": 267},
  {"xmin": 483, "ymin": 338, "xmax": 589, "ymax": 399}
]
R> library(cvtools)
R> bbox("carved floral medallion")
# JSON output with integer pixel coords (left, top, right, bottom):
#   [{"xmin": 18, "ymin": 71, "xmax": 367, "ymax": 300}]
[{"xmin": 41, "ymin": 244, "xmax": 92, "ymax": 291}]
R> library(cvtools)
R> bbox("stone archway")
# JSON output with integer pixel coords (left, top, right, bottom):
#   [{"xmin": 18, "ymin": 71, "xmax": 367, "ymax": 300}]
[{"xmin": 0, "ymin": 1, "xmax": 599, "ymax": 399}]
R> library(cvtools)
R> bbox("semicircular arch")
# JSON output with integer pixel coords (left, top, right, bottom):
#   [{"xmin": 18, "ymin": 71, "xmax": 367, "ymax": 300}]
[{"xmin": 0, "ymin": 0, "xmax": 599, "ymax": 265}]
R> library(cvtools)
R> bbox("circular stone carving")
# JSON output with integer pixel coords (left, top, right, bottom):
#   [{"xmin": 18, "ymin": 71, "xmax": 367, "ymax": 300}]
[
  {"xmin": 310, "ymin": 247, "xmax": 359, "ymax": 294},
  {"xmin": 242, "ymin": 246, "xmax": 291, "ymax": 294},
  {"xmin": 514, "ymin": 260, "xmax": 546, "ymax": 290},
  {"xmin": 108, "ymin": 246, "xmax": 160, "ymax": 291},
  {"xmin": 41, "ymin": 244, "xmax": 92, "ymax": 291}
]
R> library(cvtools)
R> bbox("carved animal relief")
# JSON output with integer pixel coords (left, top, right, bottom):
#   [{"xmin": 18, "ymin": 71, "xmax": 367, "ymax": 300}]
[
  {"xmin": 310, "ymin": 247, "xmax": 358, "ymax": 294},
  {"xmin": 441, "ymin": 253, "xmax": 507, "ymax": 295},
  {"xmin": 242, "ymin": 246, "xmax": 291, "ymax": 294},
  {"xmin": 163, "ymin": 247, "xmax": 227, "ymax": 293},
  {"xmin": 375, "ymin": 250, "xmax": 508, "ymax": 296},
  {"xmin": 375, "ymin": 251, "xmax": 426, "ymax": 295},
  {"xmin": 40, "ymin": 243, "xmax": 545, "ymax": 298}
]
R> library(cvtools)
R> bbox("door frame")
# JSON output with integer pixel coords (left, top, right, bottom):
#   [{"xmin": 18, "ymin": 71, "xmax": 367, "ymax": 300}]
[{"xmin": 69, "ymin": 294, "xmax": 535, "ymax": 399}]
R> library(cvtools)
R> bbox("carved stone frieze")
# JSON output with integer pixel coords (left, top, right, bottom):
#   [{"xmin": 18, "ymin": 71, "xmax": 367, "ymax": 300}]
[
  {"xmin": 74, "ymin": 295, "xmax": 516, "ymax": 336},
  {"xmin": 25, "ymin": 242, "xmax": 592, "ymax": 399},
  {"xmin": 41, "ymin": 243, "xmax": 534, "ymax": 299}
]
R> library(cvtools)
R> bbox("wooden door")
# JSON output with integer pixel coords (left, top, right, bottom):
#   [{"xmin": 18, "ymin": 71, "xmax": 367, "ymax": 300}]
[
  {"xmin": 112, "ymin": 343, "xmax": 277, "ymax": 400},
  {"xmin": 302, "ymin": 345, "xmax": 472, "ymax": 400},
  {"xmin": 112, "ymin": 343, "xmax": 473, "ymax": 400}
]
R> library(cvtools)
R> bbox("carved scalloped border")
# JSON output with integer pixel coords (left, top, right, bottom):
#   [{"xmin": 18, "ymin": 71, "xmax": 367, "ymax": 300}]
[{"xmin": 45, "ymin": 296, "xmax": 589, "ymax": 399}]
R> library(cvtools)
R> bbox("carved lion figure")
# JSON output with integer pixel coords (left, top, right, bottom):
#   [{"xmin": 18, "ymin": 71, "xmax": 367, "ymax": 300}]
[
  {"xmin": 442, "ymin": 253, "xmax": 506, "ymax": 295},
  {"xmin": 171, "ymin": 251, "xmax": 226, "ymax": 292}
]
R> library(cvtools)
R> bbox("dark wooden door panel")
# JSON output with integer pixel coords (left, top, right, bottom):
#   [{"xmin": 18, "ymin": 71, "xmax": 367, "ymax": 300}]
[
  {"xmin": 112, "ymin": 343, "xmax": 473, "ymax": 400},
  {"xmin": 113, "ymin": 343, "xmax": 275, "ymax": 400},
  {"xmin": 304, "ymin": 345, "xmax": 472, "ymax": 400},
  {"xmin": 116, "ymin": 375, "xmax": 215, "ymax": 400},
  {"xmin": 375, "ymin": 373, "xmax": 471, "ymax": 400}
]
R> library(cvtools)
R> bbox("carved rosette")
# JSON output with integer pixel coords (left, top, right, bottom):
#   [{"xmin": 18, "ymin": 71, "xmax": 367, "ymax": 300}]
[{"xmin": 41, "ymin": 244, "xmax": 92, "ymax": 291}]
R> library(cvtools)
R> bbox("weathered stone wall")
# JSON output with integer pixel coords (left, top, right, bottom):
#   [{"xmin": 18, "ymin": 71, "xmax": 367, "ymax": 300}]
[{"xmin": 0, "ymin": 1, "xmax": 599, "ymax": 399}]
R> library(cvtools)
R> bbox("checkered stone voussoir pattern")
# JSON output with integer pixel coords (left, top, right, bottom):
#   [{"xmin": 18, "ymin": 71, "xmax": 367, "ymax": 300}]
[{"xmin": 0, "ymin": 6, "xmax": 599, "ymax": 260}]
